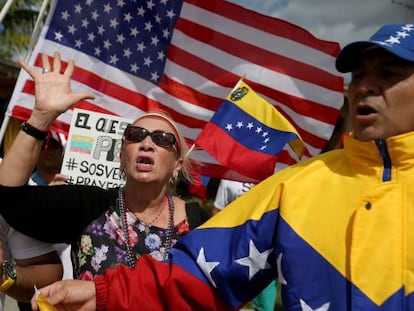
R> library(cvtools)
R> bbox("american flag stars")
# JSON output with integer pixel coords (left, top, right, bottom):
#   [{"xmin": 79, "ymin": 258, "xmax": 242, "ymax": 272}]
[{"xmin": 47, "ymin": 0, "xmax": 181, "ymax": 83}]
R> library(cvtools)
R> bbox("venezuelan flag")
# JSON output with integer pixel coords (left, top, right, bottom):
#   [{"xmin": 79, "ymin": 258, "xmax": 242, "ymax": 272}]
[
  {"xmin": 69, "ymin": 134, "xmax": 94, "ymax": 154},
  {"xmin": 195, "ymin": 79, "xmax": 304, "ymax": 181}
]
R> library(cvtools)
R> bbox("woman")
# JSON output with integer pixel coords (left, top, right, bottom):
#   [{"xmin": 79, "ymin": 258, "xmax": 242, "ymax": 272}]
[
  {"xmin": 0, "ymin": 52, "xmax": 208, "ymax": 280},
  {"xmin": 74, "ymin": 110, "xmax": 206, "ymax": 278}
]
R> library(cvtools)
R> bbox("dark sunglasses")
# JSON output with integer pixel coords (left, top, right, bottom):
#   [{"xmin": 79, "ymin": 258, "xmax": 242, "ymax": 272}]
[{"xmin": 123, "ymin": 125, "xmax": 177, "ymax": 148}]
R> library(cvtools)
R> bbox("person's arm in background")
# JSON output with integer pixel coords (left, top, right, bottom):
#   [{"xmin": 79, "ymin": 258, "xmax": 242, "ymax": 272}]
[
  {"xmin": 0, "ymin": 231, "xmax": 63, "ymax": 302},
  {"xmin": 211, "ymin": 180, "xmax": 231, "ymax": 217},
  {"xmin": 0, "ymin": 52, "xmax": 94, "ymax": 186},
  {"xmin": 210, "ymin": 206, "xmax": 221, "ymax": 217},
  {"xmin": 211, "ymin": 181, "xmax": 255, "ymax": 217}
]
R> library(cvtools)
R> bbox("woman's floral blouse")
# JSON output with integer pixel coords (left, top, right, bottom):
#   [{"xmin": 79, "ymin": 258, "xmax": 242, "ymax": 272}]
[{"xmin": 74, "ymin": 206, "xmax": 190, "ymax": 280}]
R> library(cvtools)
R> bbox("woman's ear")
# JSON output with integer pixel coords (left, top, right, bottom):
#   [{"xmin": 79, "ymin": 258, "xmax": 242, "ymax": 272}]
[{"xmin": 173, "ymin": 157, "xmax": 183, "ymax": 177}]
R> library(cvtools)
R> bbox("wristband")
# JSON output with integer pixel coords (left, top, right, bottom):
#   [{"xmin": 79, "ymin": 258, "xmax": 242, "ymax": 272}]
[{"xmin": 21, "ymin": 121, "xmax": 48, "ymax": 141}]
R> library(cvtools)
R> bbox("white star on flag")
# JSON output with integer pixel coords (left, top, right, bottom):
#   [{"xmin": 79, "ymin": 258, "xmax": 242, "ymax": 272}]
[
  {"xmin": 235, "ymin": 239, "xmax": 272, "ymax": 280},
  {"xmin": 300, "ymin": 299, "xmax": 330, "ymax": 311},
  {"xmin": 397, "ymin": 31, "xmax": 409, "ymax": 38},
  {"xmin": 386, "ymin": 36, "xmax": 400, "ymax": 44},
  {"xmin": 196, "ymin": 247, "xmax": 220, "ymax": 288},
  {"xmin": 402, "ymin": 24, "xmax": 414, "ymax": 31}
]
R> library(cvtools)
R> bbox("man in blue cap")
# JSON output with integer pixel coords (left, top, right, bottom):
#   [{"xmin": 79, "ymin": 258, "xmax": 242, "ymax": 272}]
[{"xmin": 2, "ymin": 23, "xmax": 414, "ymax": 310}]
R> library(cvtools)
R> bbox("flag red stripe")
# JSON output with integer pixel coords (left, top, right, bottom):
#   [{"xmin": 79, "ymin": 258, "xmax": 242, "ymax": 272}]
[
  {"xmin": 158, "ymin": 74, "xmax": 223, "ymax": 111},
  {"xmin": 167, "ymin": 45, "xmax": 239, "ymax": 89},
  {"xmin": 175, "ymin": 18, "xmax": 342, "ymax": 90},
  {"xmin": 185, "ymin": 0, "xmax": 341, "ymax": 55},
  {"xmin": 196, "ymin": 123, "xmax": 278, "ymax": 181},
  {"xmin": 199, "ymin": 149, "xmax": 308, "ymax": 179},
  {"xmin": 74, "ymin": 101, "xmax": 117, "ymax": 115},
  {"xmin": 199, "ymin": 162, "xmax": 259, "ymax": 183}
]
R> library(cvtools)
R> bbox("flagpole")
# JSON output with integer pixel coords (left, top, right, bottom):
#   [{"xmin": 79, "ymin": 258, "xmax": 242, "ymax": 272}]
[
  {"xmin": 186, "ymin": 143, "xmax": 195, "ymax": 158},
  {"xmin": 0, "ymin": 115, "xmax": 10, "ymax": 151},
  {"xmin": 0, "ymin": 0, "xmax": 15, "ymax": 24},
  {"xmin": 0, "ymin": 0, "xmax": 50, "ymax": 149},
  {"xmin": 25, "ymin": 0, "xmax": 50, "ymax": 61},
  {"xmin": 0, "ymin": 0, "xmax": 16, "ymax": 152}
]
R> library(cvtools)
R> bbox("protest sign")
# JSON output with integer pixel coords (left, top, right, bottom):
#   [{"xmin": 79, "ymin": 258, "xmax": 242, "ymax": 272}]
[{"xmin": 61, "ymin": 109, "xmax": 132, "ymax": 189}]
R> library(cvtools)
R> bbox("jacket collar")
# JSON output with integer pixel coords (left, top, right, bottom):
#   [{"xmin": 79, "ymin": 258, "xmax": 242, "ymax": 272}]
[{"xmin": 343, "ymin": 131, "xmax": 414, "ymax": 169}]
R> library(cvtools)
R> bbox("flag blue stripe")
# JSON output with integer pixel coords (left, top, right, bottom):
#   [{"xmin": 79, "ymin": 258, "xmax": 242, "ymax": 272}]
[{"xmin": 210, "ymin": 100, "xmax": 300, "ymax": 156}]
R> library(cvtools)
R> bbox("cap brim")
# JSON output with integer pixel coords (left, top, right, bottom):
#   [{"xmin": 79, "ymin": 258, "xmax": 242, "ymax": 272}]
[{"xmin": 335, "ymin": 42, "xmax": 379, "ymax": 73}]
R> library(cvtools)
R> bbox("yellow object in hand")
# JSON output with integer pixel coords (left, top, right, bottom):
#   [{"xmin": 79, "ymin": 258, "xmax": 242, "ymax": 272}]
[{"xmin": 34, "ymin": 286, "xmax": 57, "ymax": 311}]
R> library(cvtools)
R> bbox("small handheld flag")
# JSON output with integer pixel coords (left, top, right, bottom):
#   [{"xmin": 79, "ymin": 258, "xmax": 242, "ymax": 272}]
[{"xmin": 195, "ymin": 79, "xmax": 304, "ymax": 181}]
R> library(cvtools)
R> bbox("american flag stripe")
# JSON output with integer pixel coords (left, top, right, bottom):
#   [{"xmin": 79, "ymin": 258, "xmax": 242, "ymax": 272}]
[
  {"xmin": 25, "ymin": 51, "xmax": 336, "ymax": 152},
  {"xmin": 8, "ymin": 0, "xmax": 344, "ymax": 180},
  {"xmin": 174, "ymin": 18, "xmax": 341, "ymax": 91},
  {"xmin": 186, "ymin": 0, "xmax": 338, "ymax": 57},
  {"xmin": 178, "ymin": 2, "xmax": 341, "ymax": 76},
  {"xmin": 25, "ymin": 47, "xmax": 336, "ymax": 153},
  {"xmin": 170, "ymin": 27, "xmax": 340, "ymax": 107},
  {"xmin": 16, "ymin": 51, "xmax": 327, "ymax": 168}
]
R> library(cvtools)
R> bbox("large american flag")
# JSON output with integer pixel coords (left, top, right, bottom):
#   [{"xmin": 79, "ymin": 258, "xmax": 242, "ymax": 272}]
[{"xmin": 7, "ymin": 0, "xmax": 344, "ymax": 181}]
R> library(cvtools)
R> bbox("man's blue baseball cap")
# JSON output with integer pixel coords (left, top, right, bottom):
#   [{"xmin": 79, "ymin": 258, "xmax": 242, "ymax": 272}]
[{"xmin": 336, "ymin": 24, "xmax": 414, "ymax": 73}]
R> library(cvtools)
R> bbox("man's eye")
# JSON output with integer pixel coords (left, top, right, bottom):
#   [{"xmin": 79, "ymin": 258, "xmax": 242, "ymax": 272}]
[{"xmin": 351, "ymin": 72, "xmax": 363, "ymax": 80}]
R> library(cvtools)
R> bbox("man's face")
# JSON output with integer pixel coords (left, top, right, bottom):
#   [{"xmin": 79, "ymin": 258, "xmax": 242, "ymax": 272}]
[{"xmin": 347, "ymin": 49, "xmax": 414, "ymax": 141}]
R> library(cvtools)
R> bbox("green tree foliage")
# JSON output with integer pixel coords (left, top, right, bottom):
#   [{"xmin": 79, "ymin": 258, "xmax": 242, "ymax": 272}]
[{"xmin": 0, "ymin": 0, "xmax": 44, "ymax": 61}]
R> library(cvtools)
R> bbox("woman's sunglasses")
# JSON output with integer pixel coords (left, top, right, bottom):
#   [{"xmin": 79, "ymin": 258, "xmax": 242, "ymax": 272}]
[{"xmin": 123, "ymin": 125, "xmax": 177, "ymax": 148}]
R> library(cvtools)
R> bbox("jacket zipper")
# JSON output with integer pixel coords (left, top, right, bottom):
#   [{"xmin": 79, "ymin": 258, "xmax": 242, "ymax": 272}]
[{"xmin": 375, "ymin": 140, "xmax": 392, "ymax": 182}]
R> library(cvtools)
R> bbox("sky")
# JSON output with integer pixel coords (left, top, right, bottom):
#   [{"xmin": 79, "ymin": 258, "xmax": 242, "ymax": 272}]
[{"xmin": 228, "ymin": 0, "xmax": 414, "ymax": 49}]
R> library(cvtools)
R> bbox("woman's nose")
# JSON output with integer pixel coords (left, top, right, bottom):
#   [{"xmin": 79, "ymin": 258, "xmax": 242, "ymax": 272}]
[{"xmin": 139, "ymin": 135, "xmax": 154, "ymax": 150}]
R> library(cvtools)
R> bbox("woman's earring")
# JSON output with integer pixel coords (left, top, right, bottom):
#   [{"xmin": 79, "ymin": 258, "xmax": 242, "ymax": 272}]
[
  {"xmin": 120, "ymin": 168, "xmax": 126, "ymax": 180},
  {"xmin": 169, "ymin": 174, "xmax": 177, "ymax": 185}
]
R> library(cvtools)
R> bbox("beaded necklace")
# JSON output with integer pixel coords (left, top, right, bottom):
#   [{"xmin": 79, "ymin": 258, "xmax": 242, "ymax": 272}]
[
  {"xmin": 117, "ymin": 187, "xmax": 175, "ymax": 268},
  {"xmin": 142, "ymin": 197, "xmax": 167, "ymax": 234}
]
